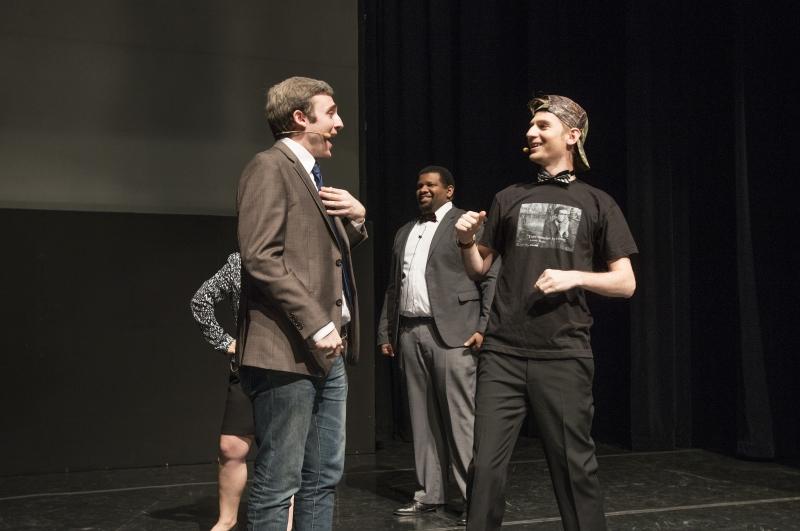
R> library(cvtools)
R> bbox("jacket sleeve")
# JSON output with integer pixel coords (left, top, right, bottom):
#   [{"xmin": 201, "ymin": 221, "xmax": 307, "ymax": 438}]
[
  {"xmin": 345, "ymin": 219, "xmax": 368, "ymax": 249},
  {"xmin": 376, "ymin": 228, "xmax": 401, "ymax": 346},
  {"xmin": 377, "ymin": 290, "xmax": 392, "ymax": 346},
  {"xmin": 189, "ymin": 257, "xmax": 237, "ymax": 352},
  {"xmin": 237, "ymin": 154, "xmax": 330, "ymax": 340}
]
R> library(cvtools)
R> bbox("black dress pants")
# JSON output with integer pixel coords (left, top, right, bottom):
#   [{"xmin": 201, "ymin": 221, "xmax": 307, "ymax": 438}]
[{"xmin": 466, "ymin": 351, "xmax": 606, "ymax": 531}]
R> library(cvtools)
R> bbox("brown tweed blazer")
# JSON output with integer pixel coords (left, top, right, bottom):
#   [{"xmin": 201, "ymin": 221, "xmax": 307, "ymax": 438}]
[{"xmin": 236, "ymin": 142, "xmax": 367, "ymax": 377}]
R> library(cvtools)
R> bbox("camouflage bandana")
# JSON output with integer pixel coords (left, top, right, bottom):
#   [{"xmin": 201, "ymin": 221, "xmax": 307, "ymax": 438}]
[{"xmin": 528, "ymin": 94, "xmax": 590, "ymax": 172}]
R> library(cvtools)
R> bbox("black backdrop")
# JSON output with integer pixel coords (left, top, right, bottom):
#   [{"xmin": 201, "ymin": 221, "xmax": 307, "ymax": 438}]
[{"xmin": 364, "ymin": 0, "xmax": 800, "ymax": 461}]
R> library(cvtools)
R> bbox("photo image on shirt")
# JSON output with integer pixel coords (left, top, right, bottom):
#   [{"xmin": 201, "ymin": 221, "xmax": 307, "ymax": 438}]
[{"xmin": 515, "ymin": 202, "xmax": 582, "ymax": 252}]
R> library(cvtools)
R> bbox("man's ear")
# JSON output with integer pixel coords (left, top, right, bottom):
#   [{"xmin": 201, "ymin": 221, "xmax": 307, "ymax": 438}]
[
  {"xmin": 446, "ymin": 185, "xmax": 455, "ymax": 199},
  {"xmin": 566, "ymin": 127, "xmax": 581, "ymax": 146},
  {"xmin": 292, "ymin": 109, "xmax": 308, "ymax": 129}
]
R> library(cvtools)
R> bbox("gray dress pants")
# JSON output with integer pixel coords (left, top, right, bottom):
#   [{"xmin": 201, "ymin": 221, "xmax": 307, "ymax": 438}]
[{"xmin": 398, "ymin": 317, "xmax": 477, "ymax": 504}]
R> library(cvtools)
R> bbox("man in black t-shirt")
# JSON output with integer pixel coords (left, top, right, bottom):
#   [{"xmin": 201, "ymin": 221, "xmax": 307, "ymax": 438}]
[{"xmin": 456, "ymin": 94, "xmax": 638, "ymax": 531}]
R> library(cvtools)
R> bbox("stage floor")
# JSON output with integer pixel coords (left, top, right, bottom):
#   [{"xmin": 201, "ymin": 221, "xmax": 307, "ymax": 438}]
[{"xmin": 1, "ymin": 437, "xmax": 799, "ymax": 530}]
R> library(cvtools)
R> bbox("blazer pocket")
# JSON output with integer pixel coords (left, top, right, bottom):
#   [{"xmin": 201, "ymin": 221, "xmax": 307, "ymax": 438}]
[{"xmin": 457, "ymin": 289, "xmax": 480, "ymax": 303}]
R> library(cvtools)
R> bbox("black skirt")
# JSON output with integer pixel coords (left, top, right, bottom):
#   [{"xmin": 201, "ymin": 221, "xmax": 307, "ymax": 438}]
[{"xmin": 220, "ymin": 371, "xmax": 255, "ymax": 436}]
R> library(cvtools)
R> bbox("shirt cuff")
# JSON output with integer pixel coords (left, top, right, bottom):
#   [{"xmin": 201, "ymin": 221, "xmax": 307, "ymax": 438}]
[
  {"xmin": 350, "ymin": 219, "xmax": 365, "ymax": 230},
  {"xmin": 312, "ymin": 321, "xmax": 336, "ymax": 343},
  {"xmin": 221, "ymin": 336, "xmax": 235, "ymax": 352}
]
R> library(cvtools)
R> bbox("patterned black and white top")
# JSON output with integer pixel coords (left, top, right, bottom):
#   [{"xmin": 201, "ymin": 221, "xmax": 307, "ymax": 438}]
[{"xmin": 190, "ymin": 252, "xmax": 241, "ymax": 352}]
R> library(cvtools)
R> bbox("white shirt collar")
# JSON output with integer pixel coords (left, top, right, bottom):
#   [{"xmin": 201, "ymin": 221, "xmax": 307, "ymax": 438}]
[
  {"xmin": 419, "ymin": 201, "xmax": 453, "ymax": 223},
  {"xmin": 280, "ymin": 137, "xmax": 316, "ymax": 176},
  {"xmin": 435, "ymin": 201, "xmax": 454, "ymax": 219}
]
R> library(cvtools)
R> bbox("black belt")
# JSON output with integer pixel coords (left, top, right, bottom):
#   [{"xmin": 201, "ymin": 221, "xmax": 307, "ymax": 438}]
[{"xmin": 399, "ymin": 315, "xmax": 434, "ymax": 326}]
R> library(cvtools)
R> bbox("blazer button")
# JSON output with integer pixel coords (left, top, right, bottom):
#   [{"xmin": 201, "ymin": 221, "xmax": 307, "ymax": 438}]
[
  {"xmin": 336, "ymin": 299, "xmax": 343, "ymax": 307},
  {"xmin": 336, "ymin": 259, "xmax": 342, "ymax": 267}
]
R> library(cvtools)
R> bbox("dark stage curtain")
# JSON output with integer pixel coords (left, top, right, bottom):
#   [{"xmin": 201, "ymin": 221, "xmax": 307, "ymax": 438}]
[
  {"xmin": 363, "ymin": 0, "xmax": 799, "ymax": 460},
  {"xmin": 626, "ymin": 0, "xmax": 798, "ymax": 458}
]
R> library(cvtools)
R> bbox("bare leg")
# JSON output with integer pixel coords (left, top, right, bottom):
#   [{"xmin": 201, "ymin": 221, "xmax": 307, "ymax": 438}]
[{"xmin": 212, "ymin": 434, "xmax": 253, "ymax": 531}]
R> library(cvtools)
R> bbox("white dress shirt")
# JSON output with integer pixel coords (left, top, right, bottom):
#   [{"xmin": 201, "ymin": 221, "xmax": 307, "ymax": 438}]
[
  {"xmin": 399, "ymin": 201, "xmax": 454, "ymax": 317},
  {"xmin": 280, "ymin": 138, "xmax": 352, "ymax": 342}
]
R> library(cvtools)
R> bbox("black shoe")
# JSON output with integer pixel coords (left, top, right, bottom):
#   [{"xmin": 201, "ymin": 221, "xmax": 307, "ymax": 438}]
[
  {"xmin": 393, "ymin": 500, "xmax": 442, "ymax": 516},
  {"xmin": 457, "ymin": 512, "xmax": 467, "ymax": 526}
]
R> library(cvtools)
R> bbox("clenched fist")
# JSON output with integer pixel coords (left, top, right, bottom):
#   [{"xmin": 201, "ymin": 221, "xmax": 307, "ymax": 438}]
[
  {"xmin": 455, "ymin": 210, "xmax": 486, "ymax": 245},
  {"xmin": 534, "ymin": 269, "xmax": 582, "ymax": 295},
  {"xmin": 314, "ymin": 329, "xmax": 345, "ymax": 359}
]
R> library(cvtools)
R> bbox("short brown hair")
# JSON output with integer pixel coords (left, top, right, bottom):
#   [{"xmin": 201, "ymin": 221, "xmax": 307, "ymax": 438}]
[{"xmin": 265, "ymin": 76, "xmax": 334, "ymax": 139}]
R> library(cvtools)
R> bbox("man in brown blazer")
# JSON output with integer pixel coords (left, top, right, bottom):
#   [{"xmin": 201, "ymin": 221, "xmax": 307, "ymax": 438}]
[{"xmin": 236, "ymin": 76, "xmax": 367, "ymax": 530}]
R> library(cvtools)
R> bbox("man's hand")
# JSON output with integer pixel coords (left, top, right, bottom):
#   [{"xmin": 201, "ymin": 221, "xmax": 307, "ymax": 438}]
[
  {"xmin": 463, "ymin": 332, "xmax": 484, "ymax": 351},
  {"xmin": 379, "ymin": 343, "xmax": 395, "ymax": 357},
  {"xmin": 455, "ymin": 211, "xmax": 486, "ymax": 244},
  {"xmin": 534, "ymin": 269, "xmax": 582, "ymax": 295},
  {"xmin": 314, "ymin": 329, "xmax": 344, "ymax": 359},
  {"xmin": 225, "ymin": 340, "xmax": 237, "ymax": 355},
  {"xmin": 319, "ymin": 187, "xmax": 366, "ymax": 224}
]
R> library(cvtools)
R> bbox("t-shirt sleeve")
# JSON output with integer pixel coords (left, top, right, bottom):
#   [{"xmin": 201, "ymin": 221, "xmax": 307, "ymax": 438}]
[
  {"xmin": 479, "ymin": 195, "xmax": 503, "ymax": 254},
  {"xmin": 597, "ymin": 202, "xmax": 639, "ymax": 262}
]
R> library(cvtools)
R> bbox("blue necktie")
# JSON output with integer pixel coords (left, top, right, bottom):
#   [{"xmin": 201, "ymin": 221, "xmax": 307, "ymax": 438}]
[
  {"xmin": 311, "ymin": 163, "xmax": 324, "ymax": 191},
  {"xmin": 312, "ymin": 163, "xmax": 353, "ymax": 310}
]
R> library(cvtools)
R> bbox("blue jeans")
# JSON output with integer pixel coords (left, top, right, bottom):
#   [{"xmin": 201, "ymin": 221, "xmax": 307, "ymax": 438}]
[{"xmin": 240, "ymin": 357, "xmax": 347, "ymax": 531}]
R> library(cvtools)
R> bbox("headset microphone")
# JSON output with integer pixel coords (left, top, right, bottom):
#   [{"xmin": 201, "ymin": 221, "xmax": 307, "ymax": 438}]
[{"xmin": 277, "ymin": 131, "xmax": 332, "ymax": 140}]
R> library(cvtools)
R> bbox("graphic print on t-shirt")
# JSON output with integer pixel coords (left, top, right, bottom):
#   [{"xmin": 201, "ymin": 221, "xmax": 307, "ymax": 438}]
[{"xmin": 515, "ymin": 202, "xmax": 582, "ymax": 252}]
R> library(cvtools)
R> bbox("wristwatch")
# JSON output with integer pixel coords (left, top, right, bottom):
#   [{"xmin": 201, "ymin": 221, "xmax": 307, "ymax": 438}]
[{"xmin": 457, "ymin": 235, "xmax": 476, "ymax": 249}]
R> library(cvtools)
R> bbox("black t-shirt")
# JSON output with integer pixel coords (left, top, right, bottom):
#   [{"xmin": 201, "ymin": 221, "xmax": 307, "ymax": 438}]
[{"xmin": 480, "ymin": 179, "xmax": 638, "ymax": 359}]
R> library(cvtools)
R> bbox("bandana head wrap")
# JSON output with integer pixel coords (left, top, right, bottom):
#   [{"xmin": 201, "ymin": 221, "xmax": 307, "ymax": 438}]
[{"xmin": 528, "ymin": 94, "xmax": 590, "ymax": 173}]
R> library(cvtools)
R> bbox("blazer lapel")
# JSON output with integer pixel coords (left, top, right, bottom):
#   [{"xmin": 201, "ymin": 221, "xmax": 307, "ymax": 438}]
[
  {"xmin": 274, "ymin": 142, "xmax": 339, "ymax": 243},
  {"xmin": 427, "ymin": 206, "xmax": 459, "ymax": 259}
]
